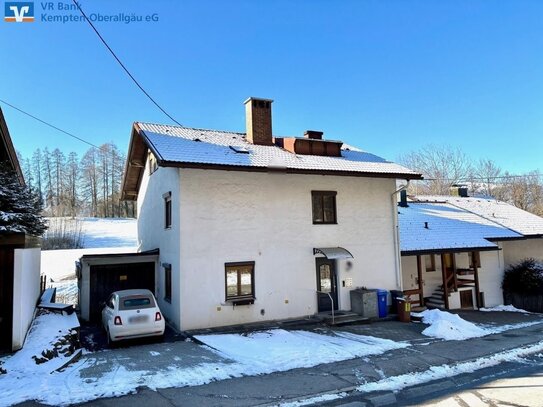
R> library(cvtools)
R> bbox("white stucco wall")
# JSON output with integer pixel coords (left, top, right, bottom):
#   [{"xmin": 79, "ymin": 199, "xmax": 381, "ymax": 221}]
[
  {"xmin": 12, "ymin": 248, "xmax": 41, "ymax": 351},
  {"xmin": 137, "ymin": 160, "xmax": 181, "ymax": 327},
  {"xmin": 172, "ymin": 169, "xmax": 400, "ymax": 331},
  {"xmin": 501, "ymin": 238, "xmax": 543, "ymax": 268},
  {"xmin": 401, "ymin": 249, "xmax": 505, "ymax": 309}
]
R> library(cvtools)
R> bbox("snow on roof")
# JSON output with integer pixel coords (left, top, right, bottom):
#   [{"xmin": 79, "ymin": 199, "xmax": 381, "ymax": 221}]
[
  {"xmin": 137, "ymin": 122, "xmax": 420, "ymax": 178},
  {"xmin": 399, "ymin": 202, "xmax": 522, "ymax": 254},
  {"xmin": 417, "ymin": 196, "xmax": 543, "ymax": 237}
]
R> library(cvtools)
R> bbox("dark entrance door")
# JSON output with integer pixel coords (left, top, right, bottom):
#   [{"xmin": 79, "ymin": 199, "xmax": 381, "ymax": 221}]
[
  {"xmin": 460, "ymin": 290, "xmax": 474, "ymax": 309},
  {"xmin": 316, "ymin": 257, "xmax": 338, "ymax": 312},
  {"xmin": 0, "ymin": 247, "xmax": 14, "ymax": 351},
  {"xmin": 89, "ymin": 262, "xmax": 155, "ymax": 322}
]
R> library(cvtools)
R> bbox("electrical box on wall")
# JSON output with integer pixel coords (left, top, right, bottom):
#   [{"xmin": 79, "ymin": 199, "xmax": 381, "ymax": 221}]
[{"xmin": 344, "ymin": 277, "xmax": 353, "ymax": 287}]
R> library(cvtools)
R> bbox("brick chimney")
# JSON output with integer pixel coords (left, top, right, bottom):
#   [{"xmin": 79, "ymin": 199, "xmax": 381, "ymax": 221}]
[{"xmin": 244, "ymin": 97, "xmax": 273, "ymax": 145}]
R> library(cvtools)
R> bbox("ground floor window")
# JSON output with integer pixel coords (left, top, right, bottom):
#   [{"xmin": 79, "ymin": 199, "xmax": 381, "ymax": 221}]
[{"xmin": 225, "ymin": 261, "xmax": 255, "ymax": 300}]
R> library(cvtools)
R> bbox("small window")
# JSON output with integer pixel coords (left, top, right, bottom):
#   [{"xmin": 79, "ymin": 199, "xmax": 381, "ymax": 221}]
[
  {"xmin": 469, "ymin": 251, "xmax": 481, "ymax": 269},
  {"xmin": 164, "ymin": 263, "xmax": 172, "ymax": 303},
  {"xmin": 312, "ymin": 191, "xmax": 337, "ymax": 224},
  {"xmin": 164, "ymin": 192, "xmax": 172, "ymax": 229},
  {"xmin": 425, "ymin": 254, "xmax": 436, "ymax": 272},
  {"xmin": 149, "ymin": 152, "xmax": 158, "ymax": 175},
  {"xmin": 225, "ymin": 262, "xmax": 255, "ymax": 301}
]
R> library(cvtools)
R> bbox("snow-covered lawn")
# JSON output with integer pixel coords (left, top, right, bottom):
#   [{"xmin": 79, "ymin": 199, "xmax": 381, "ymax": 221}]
[
  {"xmin": 413, "ymin": 309, "xmax": 541, "ymax": 341},
  {"xmin": 41, "ymin": 218, "xmax": 138, "ymax": 304},
  {"xmin": 194, "ymin": 329, "xmax": 409, "ymax": 374},
  {"xmin": 78, "ymin": 217, "xmax": 137, "ymax": 248}
]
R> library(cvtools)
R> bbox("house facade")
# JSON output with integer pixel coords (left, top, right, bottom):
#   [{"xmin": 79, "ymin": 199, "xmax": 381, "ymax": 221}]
[
  {"xmin": 121, "ymin": 98, "xmax": 421, "ymax": 331},
  {"xmin": 0, "ymin": 107, "xmax": 42, "ymax": 351},
  {"xmin": 399, "ymin": 193, "xmax": 543, "ymax": 311}
]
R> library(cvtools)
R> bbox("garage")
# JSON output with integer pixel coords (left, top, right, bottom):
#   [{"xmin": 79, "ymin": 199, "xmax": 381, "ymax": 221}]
[{"xmin": 77, "ymin": 249, "xmax": 159, "ymax": 322}]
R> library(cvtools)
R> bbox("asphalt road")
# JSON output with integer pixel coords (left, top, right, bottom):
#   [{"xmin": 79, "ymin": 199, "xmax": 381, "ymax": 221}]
[{"xmin": 328, "ymin": 353, "xmax": 543, "ymax": 407}]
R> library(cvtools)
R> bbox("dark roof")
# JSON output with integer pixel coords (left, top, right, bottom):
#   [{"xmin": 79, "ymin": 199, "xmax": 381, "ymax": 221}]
[
  {"xmin": 121, "ymin": 122, "xmax": 422, "ymax": 200},
  {"xmin": 0, "ymin": 107, "xmax": 24, "ymax": 185},
  {"xmin": 79, "ymin": 248, "xmax": 159, "ymax": 261}
]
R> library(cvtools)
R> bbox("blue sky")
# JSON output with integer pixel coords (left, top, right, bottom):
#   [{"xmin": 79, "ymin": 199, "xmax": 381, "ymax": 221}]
[{"xmin": 1, "ymin": 0, "xmax": 542, "ymax": 173}]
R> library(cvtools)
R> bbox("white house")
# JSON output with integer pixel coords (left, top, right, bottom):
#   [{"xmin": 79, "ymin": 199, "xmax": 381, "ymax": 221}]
[
  {"xmin": 120, "ymin": 97, "xmax": 421, "ymax": 331},
  {"xmin": 432, "ymin": 195, "xmax": 543, "ymax": 268},
  {"xmin": 399, "ymin": 192, "xmax": 543, "ymax": 311}
]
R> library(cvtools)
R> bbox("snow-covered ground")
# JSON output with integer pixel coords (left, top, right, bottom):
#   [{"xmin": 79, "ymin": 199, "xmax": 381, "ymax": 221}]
[
  {"xmin": 479, "ymin": 305, "xmax": 530, "ymax": 313},
  {"xmin": 0, "ymin": 311, "xmax": 79, "ymax": 375},
  {"xmin": 194, "ymin": 329, "xmax": 409, "ymax": 375},
  {"xmin": 413, "ymin": 309, "xmax": 540, "ymax": 341},
  {"xmin": 41, "ymin": 218, "xmax": 138, "ymax": 304},
  {"xmin": 0, "ymin": 329, "xmax": 408, "ymax": 406}
]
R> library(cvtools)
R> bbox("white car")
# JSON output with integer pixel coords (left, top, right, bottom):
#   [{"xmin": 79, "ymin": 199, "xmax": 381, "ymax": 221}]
[{"xmin": 102, "ymin": 289, "xmax": 165, "ymax": 344}]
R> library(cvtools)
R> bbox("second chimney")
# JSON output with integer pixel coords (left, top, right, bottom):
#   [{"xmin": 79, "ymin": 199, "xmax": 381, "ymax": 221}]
[
  {"xmin": 304, "ymin": 130, "xmax": 323, "ymax": 140},
  {"xmin": 245, "ymin": 97, "xmax": 274, "ymax": 145}
]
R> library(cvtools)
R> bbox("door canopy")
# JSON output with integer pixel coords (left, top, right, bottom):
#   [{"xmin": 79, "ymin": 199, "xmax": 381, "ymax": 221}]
[{"xmin": 313, "ymin": 247, "xmax": 354, "ymax": 260}]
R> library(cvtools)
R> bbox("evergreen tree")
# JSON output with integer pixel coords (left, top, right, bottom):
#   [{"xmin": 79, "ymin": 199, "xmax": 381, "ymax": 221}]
[{"xmin": 0, "ymin": 162, "xmax": 48, "ymax": 236}]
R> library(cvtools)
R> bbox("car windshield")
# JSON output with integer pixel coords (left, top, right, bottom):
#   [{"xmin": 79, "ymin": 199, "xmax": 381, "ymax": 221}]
[{"xmin": 119, "ymin": 296, "xmax": 155, "ymax": 310}]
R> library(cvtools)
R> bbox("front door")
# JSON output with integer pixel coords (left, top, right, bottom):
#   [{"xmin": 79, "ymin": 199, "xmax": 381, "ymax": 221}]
[{"xmin": 316, "ymin": 257, "xmax": 338, "ymax": 312}]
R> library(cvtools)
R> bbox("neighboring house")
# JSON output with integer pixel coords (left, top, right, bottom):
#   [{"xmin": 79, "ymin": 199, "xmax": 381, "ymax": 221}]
[
  {"xmin": 429, "ymin": 195, "xmax": 543, "ymax": 268},
  {"xmin": 0, "ymin": 107, "xmax": 42, "ymax": 352},
  {"xmin": 120, "ymin": 97, "xmax": 421, "ymax": 331},
  {"xmin": 399, "ymin": 190, "xmax": 543, "ymax": 311}
]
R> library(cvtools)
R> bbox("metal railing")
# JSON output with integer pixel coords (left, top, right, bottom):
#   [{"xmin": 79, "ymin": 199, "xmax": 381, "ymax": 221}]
[{"xmin": 316, "ymin": 290, "xmax": 335, "ymax": 325}]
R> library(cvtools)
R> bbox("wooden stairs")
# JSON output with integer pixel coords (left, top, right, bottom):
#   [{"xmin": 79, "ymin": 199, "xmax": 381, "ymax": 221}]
[{"xmin": 425, "ymin": 267, "xmax": 479, "ymax": 310}]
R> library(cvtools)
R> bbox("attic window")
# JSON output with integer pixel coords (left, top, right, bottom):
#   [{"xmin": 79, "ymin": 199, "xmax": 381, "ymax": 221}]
[
  {"xmin": 229, "ymin": 146, "xmax": 250, "ymax": 154},
  {"xmin": 193, "ymin": 138, "xmax": 202, "ymax": 142}
]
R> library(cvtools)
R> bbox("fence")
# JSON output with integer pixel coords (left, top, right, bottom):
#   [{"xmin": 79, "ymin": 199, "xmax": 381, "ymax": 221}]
[{"xmin": 504, "ymin": 291, "xmax": 543, "ymax": 313}]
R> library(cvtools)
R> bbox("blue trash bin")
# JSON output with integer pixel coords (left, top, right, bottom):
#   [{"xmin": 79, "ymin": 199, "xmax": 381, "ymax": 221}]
[{"xmin": 377, "ymin": 289, "xmax": 388, "ymax": 318}]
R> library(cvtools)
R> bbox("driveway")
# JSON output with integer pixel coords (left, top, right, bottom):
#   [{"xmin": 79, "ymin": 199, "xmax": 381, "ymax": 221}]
[{"xmin": 7, "ymin": 310, "xmax": 543, "ymax": 407}]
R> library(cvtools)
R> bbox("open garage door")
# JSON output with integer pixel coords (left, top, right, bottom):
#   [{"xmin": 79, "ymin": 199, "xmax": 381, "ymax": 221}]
[{"xmin": 89, "ymin": 262, "xmax": 155, "ymax": 322}]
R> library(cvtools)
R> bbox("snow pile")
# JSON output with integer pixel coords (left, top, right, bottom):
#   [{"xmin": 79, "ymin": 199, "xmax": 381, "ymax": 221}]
[
  {"xmin": 413, "ymin": 309, "xmax": 488, "ymax": 340},
  {"xmin": 413, "ymin": 309, "xmax": 542, "ymax": 341},
  {"xmin": 1, "ymin": 311, "xmax": 80, "ymax": 376},
  {"xmin": 479, "ymin": 305, "xmax": 529, "ymax": 313},
  {"xmin": 194, "ymin": 329, "xmax": 409, "ymax": 374}
]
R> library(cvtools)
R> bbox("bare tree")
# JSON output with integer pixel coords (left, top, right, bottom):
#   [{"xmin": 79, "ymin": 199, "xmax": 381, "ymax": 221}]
[
  {"xmin": 80, "ymin": 148, "xmax": 100, "ymax": 217},
  {"xmin": 32, "ymin": 148, "xmax": 43, "ymax": 206},
  {"xmin": 399, "ymin": 145, "xmax": 473, "ymax": 195},
  {"xmin": 474, "ymin": 159, "xmax": 502, "ymax": 197}
]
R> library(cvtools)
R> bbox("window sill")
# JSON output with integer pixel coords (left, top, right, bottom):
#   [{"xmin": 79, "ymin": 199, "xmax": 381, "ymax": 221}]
[
  {"xmin": 226, "ymin": 297, "xmax": 255, "ymax": 306},
  {"xmin": 312, "ymin": 222, "xmax": 338, "ymax": 225}
]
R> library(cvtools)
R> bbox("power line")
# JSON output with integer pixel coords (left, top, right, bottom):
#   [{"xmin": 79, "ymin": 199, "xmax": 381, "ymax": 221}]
[
  {"xmin": 0, "ymin": 98, "xmax": 102, "ymax": 150},
  {"xmin": 419, "ymin": 173, "xmax": 543, "ymax": 182},
  {"xmin": 72, "ymin": 0, "xmax": 183, "ymax": 127}
]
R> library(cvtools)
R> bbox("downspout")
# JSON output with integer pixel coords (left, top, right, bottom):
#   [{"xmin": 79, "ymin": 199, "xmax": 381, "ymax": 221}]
[{"xmin": 392, "ymin": 181, "xmax": 409, "ymax": 290}]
